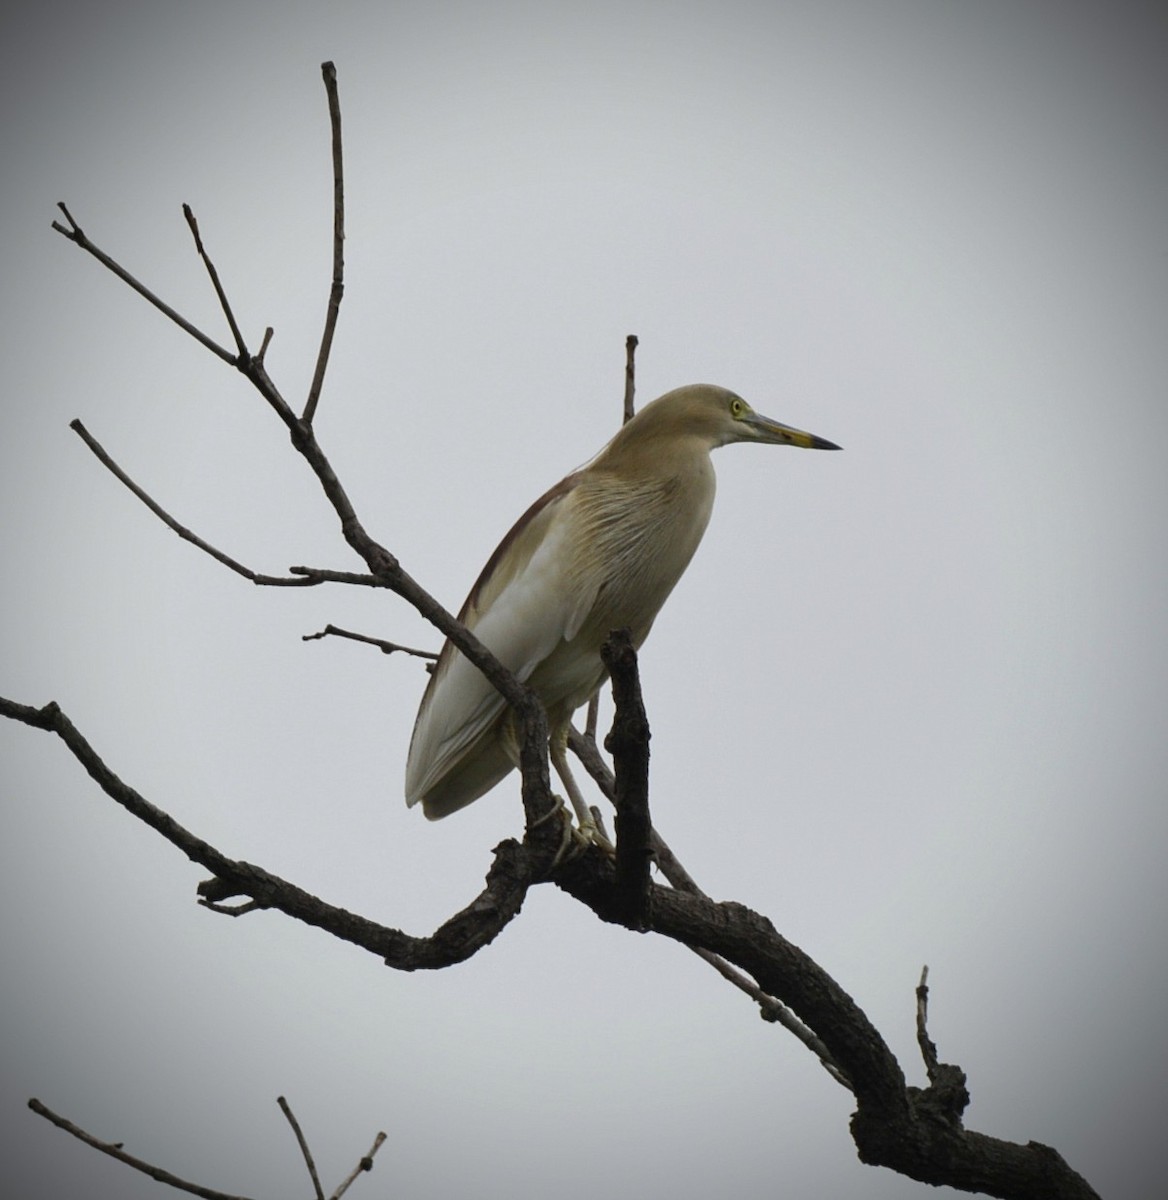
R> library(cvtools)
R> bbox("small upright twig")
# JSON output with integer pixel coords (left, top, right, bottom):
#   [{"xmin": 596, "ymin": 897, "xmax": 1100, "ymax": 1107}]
[
  {"xmin": 303, "ymin": 61, "xmax": 346, "ymax": 425},
  {"xmin": 623, "ymin": 333, "xmax": 638, "ymax": 422},
  {"xmin": 256, "ymin": 326, "xmax": 275, "ymax": 367},
  {"xmin": 332, "ymin": 1131, "xmax": 388, "ymax": 1200},
  {"xmin": 278, "ymin": 1096, "xmax": 325, "ymax": 1200},
  {"xmin": 913, "ymin": 966, "xmax": 971, "ymax": 1127},
  {"xmin": 183, "ymin": 204, "xmax": 248, "ymax": 359},
  {"xmin": 915, "ymin": 965, "xmax": 939, "ymax": 1081}
]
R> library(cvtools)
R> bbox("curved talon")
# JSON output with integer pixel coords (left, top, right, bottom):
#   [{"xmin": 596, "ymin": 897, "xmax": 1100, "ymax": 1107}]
[
  {"xmin": 530, "ymin": 794, "xmax": 567, "ymax": 829},
  {"xmin": 529, "ymin": 796, "xmax": 616, "ymax": 873},
  {"xmin": 545, "ymin": 812, "xmax": 581, "ymax": 872},
  {"xmin": 577, "ymin": 817, "xmax": 615, "ymax": 857}
]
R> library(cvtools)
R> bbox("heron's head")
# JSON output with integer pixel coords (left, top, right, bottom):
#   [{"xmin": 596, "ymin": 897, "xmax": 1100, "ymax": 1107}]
[{"xmin": 629, "ymin": 384, "xmax": 841, "ymax": 453}]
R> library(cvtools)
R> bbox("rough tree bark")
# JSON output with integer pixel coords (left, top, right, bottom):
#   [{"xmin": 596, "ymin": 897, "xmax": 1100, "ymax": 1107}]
[{"xmin": 1, "ymin": 62, "xmax": 1099, "ymax": 1200}]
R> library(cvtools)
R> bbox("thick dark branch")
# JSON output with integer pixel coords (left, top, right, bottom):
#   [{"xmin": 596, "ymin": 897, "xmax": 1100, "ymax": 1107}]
[
  {"xmin": 567, "ymin": 724, "xmax": 702, "ymax": 896},
  {"xmin": 554, "ymin": 868, "xmax": 1097, "ymax": 1199},
  {"xmin": 303, "ymin": 61, "xmax": 345, "ymax": 425},
  {"xmin": 601, "ymin": 629, "xmax": 652, "ymax": 926},
  {"xmin": 51, "ymin": 204, "xmax": 236, "ymax": 366},
  {"xmin": 850, "ymin": 1112, "xmax": 1098, "ymax": 1200}
]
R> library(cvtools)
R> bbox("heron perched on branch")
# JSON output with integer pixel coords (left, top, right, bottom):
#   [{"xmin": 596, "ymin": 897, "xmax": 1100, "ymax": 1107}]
[{"xmin": 405, "ymin": 383, "xmax": 839, "ymax": 840}]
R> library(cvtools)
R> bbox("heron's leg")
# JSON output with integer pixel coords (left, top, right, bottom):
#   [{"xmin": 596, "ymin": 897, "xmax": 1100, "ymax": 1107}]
[{"xmin": 550, "ymin": 724, "xmax": 614, "ymax": 854}]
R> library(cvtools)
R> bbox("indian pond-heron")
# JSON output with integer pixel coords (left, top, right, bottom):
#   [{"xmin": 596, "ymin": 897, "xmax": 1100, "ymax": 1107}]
[{"xmin": 405, "ymin": 383, "xmax": 840, "ymax": 837}]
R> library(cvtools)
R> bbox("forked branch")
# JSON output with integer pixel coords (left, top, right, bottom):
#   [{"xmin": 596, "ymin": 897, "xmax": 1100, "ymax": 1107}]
[{"xmin": 28, "ymin": 1096, "xmax": 386, "ymax": 1200}]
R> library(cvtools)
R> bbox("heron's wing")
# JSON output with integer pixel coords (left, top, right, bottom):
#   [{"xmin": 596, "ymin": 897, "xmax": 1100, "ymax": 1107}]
[{"xmin": 405, "ymin": 476, "xmax": 599, "ymax": 815}]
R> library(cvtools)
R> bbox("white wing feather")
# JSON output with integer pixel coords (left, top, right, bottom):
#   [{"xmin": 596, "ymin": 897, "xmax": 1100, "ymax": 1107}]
[{"xmin": 404, "ymin": 489, "xmax": 599, "ymax": 809}]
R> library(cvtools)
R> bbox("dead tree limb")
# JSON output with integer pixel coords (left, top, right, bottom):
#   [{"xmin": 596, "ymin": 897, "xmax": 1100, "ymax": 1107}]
[
  {"xmin": 27, "ymin": 1096, "xmax": 386, "ymax": 1200},
  {"xmin": 7, "ymin": 60, "xmax": 1101, "ymax": 1200}
]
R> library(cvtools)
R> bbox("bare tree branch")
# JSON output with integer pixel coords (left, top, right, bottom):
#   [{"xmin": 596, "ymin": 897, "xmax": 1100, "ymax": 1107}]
[
  {"xmin": 55, "ymin": 200, "xmax": 549, "ymax": 788},
  {"xmin": 28, "ymin": 1096, "xmax": 388, "ymax": 1200},
  {"xmin": 14, "ymin": 62, "xmax": 1103, "ymax": 1200},
  {"xmin": 183, "ymin": 204, "xmax": 249, "ymax": 359},
  {"xmin": 332, "ymin": 1131, "xmax": 388, "ymax": 1200},
  {"xmin": 303, "ymin": 60, "xmax": 345, "ymax": 425},
  {"xmin": 278, "ymin": 1096, "xmax": 325, "ymax": 1200},
  {"xmin": 52, "ymin": 203, "xmax": 236, "ymax": 367},
  {"xmin": 28, "ymin": 1098, "xmax": 255, "ymax": 1200},
  {"xmin": 312, "ymin": 621, "xmax": 844, "ymax": 1083},
  {"xmin": 916, "ymin": 965, "xmax": 940, "ymax": 1080},
  {"xmin": 69, "ymin": 418, "xmax": 319, "ymax": 586},
  {"xmin": 0, "ymin": 695, "xmax": 535, "ymax": 967},
  {"xmin": 601, "ymin": 629, "xmax": 653, "ymax": 927},
  {"xmin": 303, "ymin": 624, "xmax": 438, "ymax": 660}
]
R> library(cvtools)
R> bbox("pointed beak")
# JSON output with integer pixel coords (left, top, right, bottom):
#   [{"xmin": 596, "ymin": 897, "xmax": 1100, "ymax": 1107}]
[{"xmin": 745, "ymin": 411, "xmax": 842, "ymax": 451}]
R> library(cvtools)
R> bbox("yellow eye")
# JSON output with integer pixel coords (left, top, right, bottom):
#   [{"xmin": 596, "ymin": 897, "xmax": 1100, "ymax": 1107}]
[{"xmin": 729, "ymin": 397, "xmax": 746, "ymax": 419}]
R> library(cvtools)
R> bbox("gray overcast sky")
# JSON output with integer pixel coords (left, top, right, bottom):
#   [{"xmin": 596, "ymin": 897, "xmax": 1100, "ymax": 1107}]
[{"xmin": 2, "ymin": 2, "xmax": 1165, "ymax": 1197}]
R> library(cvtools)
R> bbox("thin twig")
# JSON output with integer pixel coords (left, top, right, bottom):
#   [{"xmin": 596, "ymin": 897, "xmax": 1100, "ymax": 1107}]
[
  {"xmin": 692, "ymin": 948, "xmax": 852, "ymax": 1089},
  {"xmin": 331, "ymin": 1130, "xmax": 388, "ymax": 1200},
  {"xmin": 183, "ymin": 204, "xmax": 248, "ymax": 359},
  {"xmin": 303, "ymin": 624, "xmax": 438, "ymax": 659},
  {"xmin": 583, "ymin": 695, "xmax": 599, "ymax": 740},
  {"xmin": 287, "ymin": 567, "xmax": 386, "ymax": 586},
  {"xmin": 28, "ymin": 1099, "xmax": 254, "ymax": 1200},
  {"xmin": 69, "ymin": 420, "xmax": 319, "ymax": 587},
  {"xmin": 256, "ymin": 326, "xmax": 275, "ymax": 366},
  {"xmin": 303, "ymin": 61, "xmax": 345, "ymax": 425},
  {"xmin": 52, "ymin": 204, "xmax": 236, "ymax": 365},
  {"xmin": 278, "ymin": 1096, "xmax": 325, "ymax": 1200},
  {"xmin": 916, "ymin": 965, "xmax": 939, "ymax": 1082}
]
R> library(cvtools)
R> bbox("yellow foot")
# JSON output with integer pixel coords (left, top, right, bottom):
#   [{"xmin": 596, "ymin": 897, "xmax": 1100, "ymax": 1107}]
[
  {"xmin": 529, "ymin": 797, "xmax": 616, "ymax": 871},
  {"xmin": 577, "ymin": 811, "xmax": 615, "ymax": 856}
]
